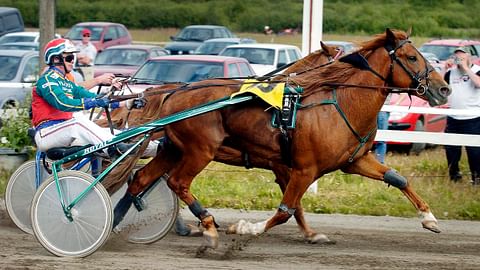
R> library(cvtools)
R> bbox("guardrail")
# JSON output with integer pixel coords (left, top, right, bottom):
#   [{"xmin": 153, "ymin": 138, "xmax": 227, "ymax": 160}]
[
  {"xmin": 308, "ymin": 105, "xmax": 480, "ymax": 193},
  {"xmin": 376, "ymin": 105, "xmax": 480, "ymax": 147}
]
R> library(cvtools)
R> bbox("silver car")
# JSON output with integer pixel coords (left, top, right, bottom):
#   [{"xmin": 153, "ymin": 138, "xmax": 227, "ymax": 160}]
[{"xmin": 0, "ymin": 50, "xmax": 39, "ymax": 108}]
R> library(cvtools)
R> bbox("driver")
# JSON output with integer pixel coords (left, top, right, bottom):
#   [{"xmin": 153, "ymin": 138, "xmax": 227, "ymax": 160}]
[{"xmin": 32, "ymin": 38, "xmax": 147, "ymax": 156}]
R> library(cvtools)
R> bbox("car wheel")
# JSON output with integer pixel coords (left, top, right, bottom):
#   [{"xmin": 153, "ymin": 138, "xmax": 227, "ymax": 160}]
[{"xmin": 410, "ymin": 119, "xmax": 426, "ymax": 155}]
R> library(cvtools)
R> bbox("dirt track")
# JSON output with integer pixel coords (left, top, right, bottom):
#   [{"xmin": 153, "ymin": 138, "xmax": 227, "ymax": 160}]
[{"xmin": 1, "ymin": 199, "xmax": 480, "ymax": 270}]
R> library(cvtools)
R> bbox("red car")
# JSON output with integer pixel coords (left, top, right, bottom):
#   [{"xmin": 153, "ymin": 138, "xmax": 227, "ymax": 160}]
[
  {"xmin": 93, "ymin": 44, "xmax": 169, "ymax": 77},
  {"xmin": 387, "ymin": 93, "xmax": 447, "ymax": 154},
  {"xmin": 65, "ymin": 22, "xmax": 132, "ymax": 52},
  {"xmin": 128, "ymin": 55, "xmax": 256, "ymax": 93},
  {"xmin": 419, "ymin": 39, "xmax": 480, "ymax": 70}
]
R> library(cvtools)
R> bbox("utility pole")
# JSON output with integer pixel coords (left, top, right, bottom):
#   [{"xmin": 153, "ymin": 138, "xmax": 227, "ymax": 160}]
[
  {"xmin": 38, "ymin": 0, "xmax": 56, "ymax": 73},
  {"xmin": 302, "ymin": 0, "xmax": 323, "ymax": 56}
]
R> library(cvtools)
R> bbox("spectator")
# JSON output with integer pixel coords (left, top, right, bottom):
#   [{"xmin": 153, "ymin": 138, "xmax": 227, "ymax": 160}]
[
  {"xmin": 375, "ymin": 95, "xmax": 391, "ymax": 164},
  {"xmin": 264, "ymin": 25, "xmax": 274, "ymax": 35},
  {"xmin": 443, "ymin": 47, "xmax": 480, "ymax": 185},
  {"xmin": 75, "ymin": 28, "xmax": 97, "ymax": 81}
]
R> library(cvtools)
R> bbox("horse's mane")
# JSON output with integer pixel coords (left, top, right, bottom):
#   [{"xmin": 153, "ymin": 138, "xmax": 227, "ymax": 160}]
[{"xmin": 291, "ymin": 30, "xmax": 409, "ymax": 92}]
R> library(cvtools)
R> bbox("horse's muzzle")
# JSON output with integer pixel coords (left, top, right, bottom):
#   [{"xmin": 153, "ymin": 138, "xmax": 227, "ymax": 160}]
[{"xmin": 439, "ymin": 86, "xmax": 452, "ymax": 98}]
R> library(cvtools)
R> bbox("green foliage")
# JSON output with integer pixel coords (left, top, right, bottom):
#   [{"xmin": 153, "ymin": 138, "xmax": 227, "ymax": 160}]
[
  {"xmin": 0, "ymin": 0, "xmax": 479, "ymax": 37},
  {"xmin": 0, "ymin": 106, "xmax": 32, "ymax": 152}
]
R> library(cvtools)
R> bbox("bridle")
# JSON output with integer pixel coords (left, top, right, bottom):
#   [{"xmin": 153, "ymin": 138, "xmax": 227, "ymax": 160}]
[{"xmin": 384, "ymin": 39, "xmax": 433, "ymax": 96}]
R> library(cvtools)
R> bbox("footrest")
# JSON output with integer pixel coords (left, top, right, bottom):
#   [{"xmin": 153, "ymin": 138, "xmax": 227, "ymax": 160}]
[{"xmin": 46, "ymin": 145, "xmax": 92, "ymax": 160}]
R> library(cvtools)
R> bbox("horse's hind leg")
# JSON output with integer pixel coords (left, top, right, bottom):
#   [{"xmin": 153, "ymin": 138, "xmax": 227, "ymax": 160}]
[
  {"xmin": 342, "ymin": 153, "xmax": 440, "ymax": 233},
  {"xmin": 227, "ymin": 168, "xmax": 332, "ymax": 242},
  {"xmin": 166, "ymin": 149, "xmax": 221, "ymax": 250},
  {"xmin": 273, "ymin": 167, "xmax": 327, "ymax": 243},
  {"xmin": 112, "ymin": 147, "xmax": 180, "ymax": 228}
]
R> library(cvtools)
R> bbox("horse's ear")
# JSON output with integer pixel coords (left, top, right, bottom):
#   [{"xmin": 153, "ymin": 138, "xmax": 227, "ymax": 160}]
[
  {"xmin": 385, "ymin": 28, "xmax": 396, "ymax": 51},
  {"xmin": 406, "ymin": 27, "xmax": 412, "ymax": 38},
  {"xmin": 320, "ymin": 41, "xmax": 334, "ymax": 57}
]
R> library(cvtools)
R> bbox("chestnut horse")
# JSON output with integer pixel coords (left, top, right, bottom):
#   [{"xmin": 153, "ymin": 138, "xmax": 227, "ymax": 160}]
[
  {"xmin": 104, "ymin": 42, "xmax": 340, "ymax": 242},
  {"xmin": 113, "ymin": 29, "xmax": 451, "ymax": 250}
]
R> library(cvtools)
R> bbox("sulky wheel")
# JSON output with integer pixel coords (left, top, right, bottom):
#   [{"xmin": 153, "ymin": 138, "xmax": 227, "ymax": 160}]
[
  {"xmin": 5, "ymin": 160, "xmax": 50, "ymax": 234},
  {"xmin": 112, "ymin": 178, "xmax": 179, "ymax": 244},
  {"xmin": 30, "ymin": 170, "xmax": 112, "ymax": 257}
]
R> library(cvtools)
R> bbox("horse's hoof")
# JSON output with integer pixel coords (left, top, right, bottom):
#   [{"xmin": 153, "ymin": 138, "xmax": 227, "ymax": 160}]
[
  {"xmin": 422, "ymin": 221, "xmax": 441, "ymax": 233},
  {"xmin": 226, "ymin": 223, "xmax": 238, "ymax": 234},
  {"xmin": 307, "ymin": 234, "xmax": 335, "ymax": 244},
  {"xmin": 202, "ymin": 230, "xmax": 219, "ymax": 249}
]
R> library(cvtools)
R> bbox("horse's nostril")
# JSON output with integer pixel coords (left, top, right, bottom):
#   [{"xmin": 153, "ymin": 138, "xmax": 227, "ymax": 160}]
[{"xmin": 440, "ymin": 86, "xmax": 451, "ymax": 97}]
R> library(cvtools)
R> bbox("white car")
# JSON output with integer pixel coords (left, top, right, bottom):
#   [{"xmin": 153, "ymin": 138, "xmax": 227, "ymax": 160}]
[
  {"xmin": 0, "ymin": 31, "xmax": 61, "ymax": 44},
  {"xmin": 0, "ymin": 50, "xmax": 39, "ymax": 109},
  {"xmin": 219, "ymin": 43, "xmax": 302, "ymax": 76}
]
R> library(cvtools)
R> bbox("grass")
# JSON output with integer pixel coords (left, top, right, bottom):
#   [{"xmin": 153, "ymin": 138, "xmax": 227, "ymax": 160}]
[{"xmin": 185, "ymin": 147, "xmax": 480, "ymax": 220}]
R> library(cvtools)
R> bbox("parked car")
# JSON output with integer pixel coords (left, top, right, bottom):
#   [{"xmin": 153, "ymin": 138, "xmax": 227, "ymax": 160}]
[
  {"xmin": 165, "ymin": 25, "xmax": 235, "ymax": 55},
  {"xmin": 128, "ymin": 55, "xmax": 255, "ymax": 92},
  {"xmin": 0, "ymin": 7, "xmax": 24, "ymax": 37},
  {"xmin": 421, "ymin": 52, "xmax": 443, "ymax": 73},
  {"xmin": 0, "ymin": 31, "xmax": 61, "ymax": 44},
  {"xmin": 419, "ymin": 39, "xmax": 480, "ymax": 66},
  {"xmin": 93, "ymin": 44, "xmax": 168, "ymax": 77},
  {"xmin": 0, "ymin": 50, "xmax": 39, "ymax": 108},
  {"xmin": 387, "ymin": 93, "xmax": 447, "ymax": 154},
  {"xmin": 65, "ymin": 22, "xmax": 132, "ymax": 52},
  {"xmin": 0, "ymin": 41, "xmax": 38, "ymax": 51},
  {"xmin": 219, "ymin": 43, "xmax": 302, "ymax": 76},
  {"xmin": 194, "ymin": 37, "xmax": 256, "ymax": 55},
  {"xmin": 322, "ymin": 41, "xmax": 357, "ymax": 54}
]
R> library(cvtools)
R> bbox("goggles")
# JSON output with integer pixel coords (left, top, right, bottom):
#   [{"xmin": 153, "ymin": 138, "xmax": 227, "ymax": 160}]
[{"xmin": 63, "ymin": 54, "xmax": 75, "ymax": 63}]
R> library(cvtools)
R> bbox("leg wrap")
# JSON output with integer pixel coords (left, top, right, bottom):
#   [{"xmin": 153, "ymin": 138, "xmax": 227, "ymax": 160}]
[
  {"xmin": 188, "ymin": 200, "xmax": 219, "ymax": 228},
  {"xmin": 113, "ymin": 192, "xmax": 134, "ymax": 228},
  {"xmin": 278, "ymin": 203, "xmax": 296, "ymax": 216},
  {"xmin": 383, "ymin": 169, "xmax": 408, "ymax": 189}
]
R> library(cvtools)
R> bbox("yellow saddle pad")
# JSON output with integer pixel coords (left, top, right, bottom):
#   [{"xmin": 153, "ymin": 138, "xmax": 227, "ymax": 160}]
[{"xmin": 231, "ymin": 79, "xmax": 285, "ymax": 109}]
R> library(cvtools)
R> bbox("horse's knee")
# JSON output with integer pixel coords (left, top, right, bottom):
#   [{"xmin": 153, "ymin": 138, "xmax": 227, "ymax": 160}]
[{"xmin": 383, "ymin": 169, "xmax": 407, "ymax": 189}]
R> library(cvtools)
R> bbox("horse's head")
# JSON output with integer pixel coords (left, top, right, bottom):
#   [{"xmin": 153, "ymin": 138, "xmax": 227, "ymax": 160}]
[{"xmin": 383, "ymin": 28, "xmax": 451, "ymax": 106}]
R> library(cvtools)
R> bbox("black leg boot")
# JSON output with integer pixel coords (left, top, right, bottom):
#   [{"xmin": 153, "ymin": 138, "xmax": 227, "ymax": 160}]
[{"xmin": 112, "ymin": 192, "xmax": 134, "ymax": 230}]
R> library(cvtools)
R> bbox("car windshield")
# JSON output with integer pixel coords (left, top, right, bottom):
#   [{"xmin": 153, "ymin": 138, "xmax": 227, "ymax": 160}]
[
  {"xmin": 419, "ymin": 45, "xmax": 457, "ymax": 61},
  {"xmin": 0, "ymin": 44, "xmax": 37, "ymax": 51},
  {"xmin": 195, "ymin": 41, "xmax": 237, "ymax": 55},
  {"xmin": 176, "ymin": 28, "xmax": 213, "ymax": 41},
  {"xmin": 95, "ymin": 49, "xmax": 148, "ymax": 66},
  {"xmin": 0, "ymin": 55, "xmax": 21, "ymax": 81},
  {"xmin": 133, "ymin": 60, "xmax": 224, "ymax": 83},
  {"xmin": 221, "ymin": 48, "xmax": 275, "ymax": 65},
  {"xmin": 0, "ymin": 35, "xmax": 35, "ymax": 44},
  {"xmin": 66, "ymin": 26, "xmax": 104, "ymax": 41}
]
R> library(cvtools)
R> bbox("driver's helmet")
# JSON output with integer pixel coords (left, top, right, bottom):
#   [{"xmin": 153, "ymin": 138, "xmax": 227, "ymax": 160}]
[{"xmin": 44, "ymin": 38, "xmax": 79, "ymax": 65}]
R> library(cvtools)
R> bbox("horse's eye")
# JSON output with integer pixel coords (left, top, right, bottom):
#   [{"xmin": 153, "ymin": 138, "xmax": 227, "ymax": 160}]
[{"xmin": 407, "ymin": 56, "xmax": 417, "ymax": 62}]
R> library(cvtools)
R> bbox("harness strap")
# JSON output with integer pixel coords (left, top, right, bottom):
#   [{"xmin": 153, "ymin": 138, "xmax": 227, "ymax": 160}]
[{"xmin": 299, "ymin": 88, "xmax": 377, "ymax": 162}]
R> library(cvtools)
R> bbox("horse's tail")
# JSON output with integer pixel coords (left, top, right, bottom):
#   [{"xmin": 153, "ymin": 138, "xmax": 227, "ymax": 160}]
[{"xmin": 102, "ymin": 137, "xmax": 151, "ymax": 194}]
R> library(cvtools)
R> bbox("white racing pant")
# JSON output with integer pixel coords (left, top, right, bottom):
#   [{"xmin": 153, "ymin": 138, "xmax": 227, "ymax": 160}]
[{"xmin": 35, "ymin": 114, "xmax": 158, "ymax": 157}]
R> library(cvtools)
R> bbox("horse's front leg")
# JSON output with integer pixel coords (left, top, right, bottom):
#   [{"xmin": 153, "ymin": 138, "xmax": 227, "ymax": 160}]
[{"xmin": 342, "ymin": 152, "xmax": 440, "ymax": 233}]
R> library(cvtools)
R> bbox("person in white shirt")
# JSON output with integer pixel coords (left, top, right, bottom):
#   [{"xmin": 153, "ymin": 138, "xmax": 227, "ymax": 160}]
[
  {"xmin": 75, "ymin": 28, "xmax": 97, "ymax": 80},
  {"xmin": 443, "ymin": 46, "xmax": 480, "ymax": 185}
]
